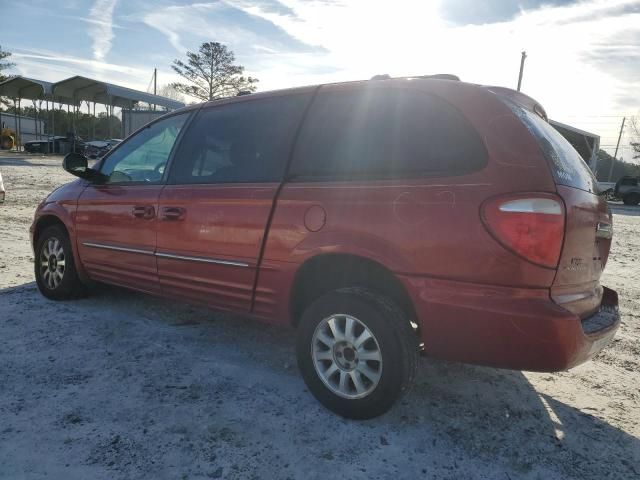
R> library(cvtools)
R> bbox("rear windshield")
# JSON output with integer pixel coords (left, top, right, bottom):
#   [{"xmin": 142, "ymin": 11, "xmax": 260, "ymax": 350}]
[{"xmin": 504, "ymin": 100, "xmax": 599, "ymax": 194}]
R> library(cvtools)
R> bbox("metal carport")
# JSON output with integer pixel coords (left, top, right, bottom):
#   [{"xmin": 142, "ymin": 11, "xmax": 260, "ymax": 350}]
[
  {"xmin": 52, "ymin": 76, "xmax": 185, "ymax": 140},
  {"xmin": 550, "ymin": 120, "xmax": 600, "ymax": 171},
  {"xmin": 0, "ymin": 76, "xmax": 77, "ymax": 151},
  {"xmin": 1, "ymin": 75, "xmax": 185, "ymax": 151}
]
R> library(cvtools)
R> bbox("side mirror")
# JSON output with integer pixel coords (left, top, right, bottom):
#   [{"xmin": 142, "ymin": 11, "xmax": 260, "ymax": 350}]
[
  {"xmin": 62, "ymin": 153, "xmax": 107, "ymax": 182},
  {"xmin": 62, "ymin": 152, "xmax": 88, "ymax": 177}
]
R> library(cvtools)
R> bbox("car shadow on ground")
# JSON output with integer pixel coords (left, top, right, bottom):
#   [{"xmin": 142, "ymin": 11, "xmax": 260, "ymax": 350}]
[{"xmin": 1, "ymin": 281, "xmax": 638, "ymax": 479}]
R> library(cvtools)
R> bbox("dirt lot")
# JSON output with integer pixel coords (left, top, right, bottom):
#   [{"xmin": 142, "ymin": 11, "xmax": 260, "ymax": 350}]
[{"xmin": 1, "ymin": 154, "xmax": 638, "ymax": 480}]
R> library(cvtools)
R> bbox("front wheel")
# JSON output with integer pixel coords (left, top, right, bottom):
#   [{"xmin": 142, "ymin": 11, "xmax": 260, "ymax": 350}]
[
  {"xmin": 34, "ymin": 225, "xmax": 86, "ymax": 300},
  {"xmin": 296, "ymin": 288, "xmax": 418, "ymax": 419}
]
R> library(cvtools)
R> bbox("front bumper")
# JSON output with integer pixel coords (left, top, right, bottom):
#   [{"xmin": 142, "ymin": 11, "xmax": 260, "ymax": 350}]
[{"xmin": 398, "ymin": 275, "xmax": 620, "ymax": 372}]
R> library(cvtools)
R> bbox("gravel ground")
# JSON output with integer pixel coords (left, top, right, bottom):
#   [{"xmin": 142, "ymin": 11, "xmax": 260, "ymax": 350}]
[{"xmin": 0, "ymin": 154, "xmax": 638, "ymax": 480}]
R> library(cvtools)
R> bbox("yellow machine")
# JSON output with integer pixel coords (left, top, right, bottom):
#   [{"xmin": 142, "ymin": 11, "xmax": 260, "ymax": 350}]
[{"xmin": 0, "ymin": 127, "xmax": 15, "ymax": 150}]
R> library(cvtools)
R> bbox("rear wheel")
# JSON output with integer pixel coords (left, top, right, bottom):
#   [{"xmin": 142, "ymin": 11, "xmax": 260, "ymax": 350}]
[
  {"xmin": 623, "ymin": 193, "xmax": 640, "ymax": 206},
  {"xmin": 296, "ymin": 288, "xmax": 418, "ymax": 419},
  {"xmin": 35, "ymin": 225, "xmax": 86, "ymax": 300}
]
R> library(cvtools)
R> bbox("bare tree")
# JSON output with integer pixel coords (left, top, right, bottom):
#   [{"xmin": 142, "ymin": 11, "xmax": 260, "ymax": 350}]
[
  {"xmin": 157, "ymin": 84, "xmax": 186, "ymax": 104},
  {"xmin": 170, "ymin": 42, "xmax": 258, "ymax": 101}
]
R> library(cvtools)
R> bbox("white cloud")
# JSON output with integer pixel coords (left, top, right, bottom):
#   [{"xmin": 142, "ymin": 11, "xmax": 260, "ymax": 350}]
[
  {"xmin": 8, "ymin": 0, "xmax": 638, "ymax": 155},
  {"xmin": 88, "ymin": 0, "xmax": 119, "ymax": 61},
  {"xmin": 143, "ymin": 3, "xmax": 224, "ymax": 54},
  {"xmin": 13, "ymin": 50, "xmax": 146, "ymax": 77},
  {"xmin": 10, "ymin": 49, "xmax": 155, "ymax": 95},
  {"xmin": 226, "ymin": 0, "xmax": 640, "ymax": 154}
]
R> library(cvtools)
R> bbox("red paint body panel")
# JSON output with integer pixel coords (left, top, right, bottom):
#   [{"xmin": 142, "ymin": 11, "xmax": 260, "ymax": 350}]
[
  {"xmin": 30, "ymin": 180, "xmax": 90, "ymax": 283},
  {"xmin": 398, "ymin": 275, "xmax": 619, "ymax": 371},
  {"xmin": 75, "ymin": 184, "xmax": 163, "ymax": 294},
  {"xmin": 262, "ymin": 181, "xmax": 558, "ymax": 285},
  {"xmin": 551, "ymin": 185, "xmax": 613, "ymax": 318},
  {"xmin": 31, "ymin": 78, "xmax": 620, "ymax": 373},
  {"xmin": 252, "ymin": 258, "xmax": 299, "ymax": 323},
  {"xmin": 156, "ymin": 183, "xmax": 277, "ymax": 311}
]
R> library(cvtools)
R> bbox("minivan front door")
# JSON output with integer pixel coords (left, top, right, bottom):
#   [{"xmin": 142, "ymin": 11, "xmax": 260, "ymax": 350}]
[
  {"xmin": 75, "ymin": 113, "xmax": 190, "ymax": 294},
  {"xmin": 156, "ymin": 93, "xmax": 313, "ymax": 312}
]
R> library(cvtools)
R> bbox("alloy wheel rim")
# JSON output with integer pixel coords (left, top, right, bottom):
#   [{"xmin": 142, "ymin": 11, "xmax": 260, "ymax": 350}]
[
  {"xmin": 311, "ymin": 314, "xmax": 383, "ymax": 399},
  {"xmin": 40, "ymin": 237, "xmax": 65, "ymax": 289}
]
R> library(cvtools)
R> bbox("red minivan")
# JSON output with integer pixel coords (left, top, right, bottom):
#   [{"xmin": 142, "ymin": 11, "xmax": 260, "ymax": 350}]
[{"xmin": 31, "ymin": 76, "xmax": 620, "ymax": 418}]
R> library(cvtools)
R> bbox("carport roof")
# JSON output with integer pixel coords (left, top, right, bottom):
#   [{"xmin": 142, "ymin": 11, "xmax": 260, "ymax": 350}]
[
  {"xmin": 52, "ymin": 75, "xmax": 185, "ymax": 110},
  {"xmin": 0, "ymin": 75, "xmax": 185, "ymax": 110},
  {"xmin": 0, "ymin": 76, "xmax": 77, "ymax": 104}
]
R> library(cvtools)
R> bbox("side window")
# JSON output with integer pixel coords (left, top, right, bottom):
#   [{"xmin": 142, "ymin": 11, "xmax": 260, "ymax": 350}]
[
  {"xmin": 169, "ymin": 94, "xmax": 311, "ymax": 184},
  {"xmin": 290, "ymin": 88, "xmax": 487, "ymax": 180},
  {"xmin": 100, "ymin": 113, "xmax": 189, "ymax": 184}
]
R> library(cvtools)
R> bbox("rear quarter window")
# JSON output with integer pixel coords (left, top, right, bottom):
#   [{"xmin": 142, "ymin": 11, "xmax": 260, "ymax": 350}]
[
  {"xmin": 290, "ymin": 88, "xmax": 487, "ymax": 180},
  {"xmin": 504, "ymin": 100, "xmax": 598, "ymax": 194}
]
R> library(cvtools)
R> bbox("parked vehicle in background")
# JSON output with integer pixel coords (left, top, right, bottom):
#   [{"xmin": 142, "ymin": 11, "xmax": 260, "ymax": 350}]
[
  {"xmin": 596, "ymin": 181, "xmax": 616, "ymax": 199},
  {"xmin": 614, "ymin": 176, "xmax": 640, "ymax": 205},
  {"xmin": 23, "ymin": 136, "xmax": 66, "ymax": 154},
  {"xmin": 23, "ymin": 135, "xmax": 85, "ymax": 155},
  {"xmin": 30, "ymin": 76, "xmax": 620, "ymax": 419}
]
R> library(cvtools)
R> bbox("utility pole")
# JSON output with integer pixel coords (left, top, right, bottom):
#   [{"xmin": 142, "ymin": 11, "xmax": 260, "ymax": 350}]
[
  {"xmin": 608, "ymin": 117, "xmax": 626, "ymax": 182},
  {"xmin": 517, "ymin": 51, "xmax": 527, "ymax": 92},
  {"xmin": 153, "ymin": 68, "xmax": 157, "ymax": 111}
]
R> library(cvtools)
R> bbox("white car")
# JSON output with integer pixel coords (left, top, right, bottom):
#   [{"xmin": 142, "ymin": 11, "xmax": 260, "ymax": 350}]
[{"xmin": 0, "ymin": 171, "xmax": 4, "ymax": 203}]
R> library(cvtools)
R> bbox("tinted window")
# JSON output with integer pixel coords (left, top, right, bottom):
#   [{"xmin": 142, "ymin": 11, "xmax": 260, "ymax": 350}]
[
  {"xmin": 170, "ymin": 94, "xmax": 311, "ymax": 184},
  {"xmin": 621, "ymin": 177, "xmax": 638, "ymax": 186},
  {"xmin": 290, "ymin": 88, "xmax": 487, "ymax": 180},
  {"xmin": 504, "ymin": 100, "xmax": 598, "ymax": 193},
  {"xmin": 100, "ymin": 113, "xmax": 189, "ymax": 184}
]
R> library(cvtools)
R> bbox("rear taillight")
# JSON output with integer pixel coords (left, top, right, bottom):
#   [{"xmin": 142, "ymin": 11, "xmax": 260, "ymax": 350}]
[{"xmin": 481, "ymin": 194, "xmax": 565, "ymax": 268}]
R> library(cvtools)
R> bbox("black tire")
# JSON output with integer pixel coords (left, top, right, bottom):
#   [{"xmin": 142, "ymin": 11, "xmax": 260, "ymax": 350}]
[
  {"xmin": 34, "ymin": 225, "xmax": 87, "ymax": 300},
  {"xmin": 623, "ymin": 193, "xmax": 640, "ymax": 206},
  {"xmin": 296, "ymin": 288, "xmax": 418, "ymax": 419}
]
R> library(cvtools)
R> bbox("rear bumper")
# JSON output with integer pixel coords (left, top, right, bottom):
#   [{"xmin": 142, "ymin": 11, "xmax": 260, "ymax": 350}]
[{"xmin": 398, "ymin": 275, "xmax": 620, "ymax": 372}]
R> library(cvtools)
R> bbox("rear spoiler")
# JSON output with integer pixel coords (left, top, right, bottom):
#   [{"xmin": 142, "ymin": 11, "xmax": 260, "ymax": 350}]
[{"xmin": 485, "ymin": 86, "xmax": 548, "ymax": 121}]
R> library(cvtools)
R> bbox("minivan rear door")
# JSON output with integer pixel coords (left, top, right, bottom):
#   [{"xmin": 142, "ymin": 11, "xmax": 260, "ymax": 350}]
[{"xmin": 509, "ymin": 104, "xmax": 612, "ymax": 317}]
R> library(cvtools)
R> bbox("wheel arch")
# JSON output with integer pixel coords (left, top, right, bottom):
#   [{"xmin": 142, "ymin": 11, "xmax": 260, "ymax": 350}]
[
  {"xmin": 32, "ymin": 212, "xmax": 89, "ymax": 283},
  {"xmin": 289, "ymin": 253, "xmax": 418, "ymax": 332},
  {"xmin": 32, "ymin": 214, "xmax": 68, "ymax": 247}
]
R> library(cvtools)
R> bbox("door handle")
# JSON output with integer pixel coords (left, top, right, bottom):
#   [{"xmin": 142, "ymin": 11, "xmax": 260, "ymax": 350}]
[
  {"xmin": 132, "ymin": 205, "xmax": 155, "ymax": 219},
  {"xmin": 161, "ymin": 206, "xmax": 186, "ymax": 221}
]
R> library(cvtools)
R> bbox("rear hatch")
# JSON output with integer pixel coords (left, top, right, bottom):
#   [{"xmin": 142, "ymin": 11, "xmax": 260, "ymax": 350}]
[{"xmin": 505, "ymin": 99, "xmax": 612, "ymax": 318}]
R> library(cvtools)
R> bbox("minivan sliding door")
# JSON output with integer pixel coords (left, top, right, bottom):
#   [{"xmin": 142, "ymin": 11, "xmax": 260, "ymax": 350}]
[{"xmin": 157, "ymin": 93, "xmax": 313, "ymax": 312}]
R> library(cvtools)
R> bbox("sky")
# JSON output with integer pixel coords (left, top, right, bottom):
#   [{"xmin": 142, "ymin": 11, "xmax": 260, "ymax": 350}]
[{"xmin": 2, "ymin": 0, "xmax": 639, "ymax": 158}]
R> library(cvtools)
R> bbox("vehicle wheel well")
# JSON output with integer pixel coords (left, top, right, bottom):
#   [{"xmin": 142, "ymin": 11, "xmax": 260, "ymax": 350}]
[
  {"xmin": 33, "ymin": 215, "xmax": 68, "ymax": 246},
  {"xmin": 290, "ymin": 254, "xmax": 418, "ymax": 332}
]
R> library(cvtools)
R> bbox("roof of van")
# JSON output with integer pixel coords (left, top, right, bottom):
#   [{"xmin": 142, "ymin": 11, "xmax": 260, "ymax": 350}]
[
  {"xmin": 177, "ymin": 75, "xmax": 532, "ymax": 117},
  {"xmin": 194, "ymin": 74, "xmax": 468, "ymax": 109}
]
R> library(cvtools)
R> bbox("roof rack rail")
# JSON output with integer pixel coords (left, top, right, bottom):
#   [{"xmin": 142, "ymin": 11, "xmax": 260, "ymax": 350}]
[
  {"xmin": 236, "ymin": 90, "xmax": 252, "ymax": 96},
  {"xmin": 420, "ymin": 74, "xmax": 460, "ymax": 81},
  {"xmin": 370, "ymin": 74, "xmax": 391, "ymax": 80}
]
